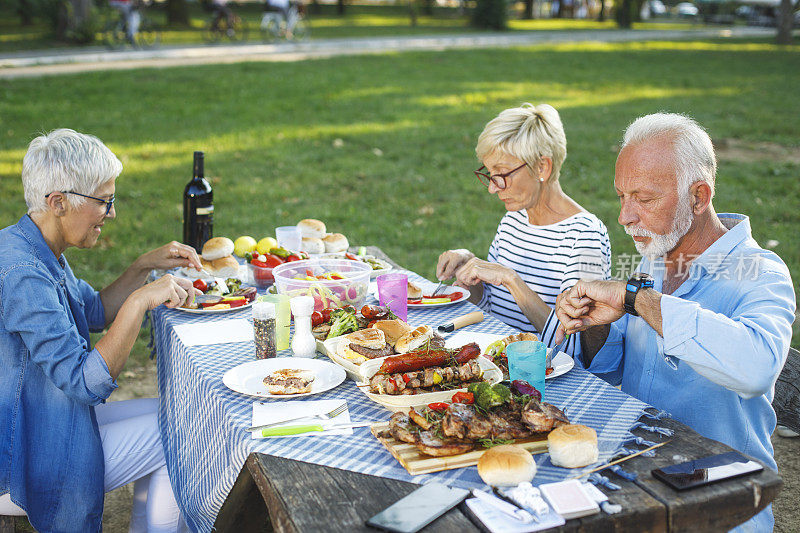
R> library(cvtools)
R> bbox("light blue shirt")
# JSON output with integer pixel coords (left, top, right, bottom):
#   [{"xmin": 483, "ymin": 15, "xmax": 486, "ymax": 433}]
[{"xmin": 541, "ymin": 214, "xmax": 796, "ymax": 532}]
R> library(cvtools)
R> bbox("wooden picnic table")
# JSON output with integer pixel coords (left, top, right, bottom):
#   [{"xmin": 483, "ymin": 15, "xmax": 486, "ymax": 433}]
[{"xmin": 213, "ymin": 247, "xmax": 782, "ymax": 533}]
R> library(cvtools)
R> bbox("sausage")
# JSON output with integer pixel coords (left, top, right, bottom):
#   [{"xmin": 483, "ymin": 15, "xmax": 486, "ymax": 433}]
[
  {"xmin": 379, "ymin": 342, "xmax": 480, "ymax": 374},
  {"xmin": 361, "ymin": 305, "xmax": 391, "ymax": 320}
]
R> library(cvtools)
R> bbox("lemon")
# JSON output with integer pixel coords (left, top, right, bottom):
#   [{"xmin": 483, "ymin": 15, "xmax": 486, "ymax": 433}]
[
  {"xmin": 233, "ymin": 236, "xmax": 258, "ymax": 257},
  {"xmin": 256, "ymin": 236, "xmax": 278, "ymax": 255}
]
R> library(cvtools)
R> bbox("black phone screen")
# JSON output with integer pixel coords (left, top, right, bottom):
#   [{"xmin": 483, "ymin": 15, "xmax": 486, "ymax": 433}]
[
  {"xmin": 365, "ymin": 483, "xmax": 470, "ymax": 533},
  {"xmin": 652, "ymin": 451, "xmax": 763, "ymax": 491}
]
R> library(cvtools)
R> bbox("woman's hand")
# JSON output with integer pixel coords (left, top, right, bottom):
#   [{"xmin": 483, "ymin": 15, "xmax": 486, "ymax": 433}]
[
  {"xmin": 134, "ymin": 241, "xmax": 203, "ymax": 273},
  {"xmin": 555, "ymin": 280, "xmax": 626, "ymax": 336},
  {"xmin": 133, "ymin": 274, "xmax": 198, "ymax": 311},
  {"xmin": 436, "ymin": 249, "xmax": 475, "ymax": 281},
  {"xmin": 454, "ymin": 257, "xmax": 516, "ymax": 288}
]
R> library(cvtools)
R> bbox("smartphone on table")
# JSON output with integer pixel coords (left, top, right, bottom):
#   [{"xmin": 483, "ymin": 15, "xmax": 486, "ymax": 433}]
[
  {"xmin": 366, "ymin": 482, "xmax": 470, "ymax": 533},
  {"xmin": 652, "ymin": 451, "xmax": 763, "ymax": 491}
]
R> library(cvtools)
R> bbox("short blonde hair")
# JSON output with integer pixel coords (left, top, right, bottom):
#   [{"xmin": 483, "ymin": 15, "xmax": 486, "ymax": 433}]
[
  {"xmin": 22, "ymin": 129, "xmax": 122, "ymax": 214},
  {"xmin": 476, "ymin": 103, "xmax": 568, "ymax": 180}
]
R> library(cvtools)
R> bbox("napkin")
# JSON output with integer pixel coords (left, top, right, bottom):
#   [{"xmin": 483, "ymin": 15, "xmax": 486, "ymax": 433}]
[
  {"xmin": 173, "ymin": 319, "xmax": 253, "ymax": 347},
  {"xmin": 464, "ymin": 497, "xmax": 565, "ymax": 533},
  {"xmin": 251, "ymin": 399, "xmax": 352, "ymax": 439}
]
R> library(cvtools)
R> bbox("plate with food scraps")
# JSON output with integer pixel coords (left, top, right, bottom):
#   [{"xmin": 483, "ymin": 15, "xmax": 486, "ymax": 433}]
[
  {"xmin": 407, "ymin": 285, "xmax": 470, "ymax": 308},
  {"xmin": 175, "ymin": 286, "xmax": 258, "ymax": 314},
  {"xmin": 222, "ymin": 357, "xmax": 346, "ymax": 398}
]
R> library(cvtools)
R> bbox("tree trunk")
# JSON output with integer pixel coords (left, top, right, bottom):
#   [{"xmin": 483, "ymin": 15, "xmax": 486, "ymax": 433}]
[
  {"xmin": 776, "ymin": 0, "xmax": 793, "ymax": 44},
  {"xmin": 57, "ymin": 0, "xmax": 92, "ymax": 41},
  {"xmin": 523, "ymin": 0, "xmax": 534, "ymax": 18},
  {"xmin": 167, "ymin": 0, "xmax": 191, "ymax": 26},
  {"xmin": 616, "ymin": 0, "xmax": 632, "ymax": 26},
  {"xmin": 408, "ymin": 0, "xmax": 418, "ymax": 25},
  {"xmin": 597, "ymin": 0, "xmax": 605, "ymax": 21},
  {"xmin": 17, "ymin": 0, "xmax": 34, "ymax": 25},
  {"xmin": 337, "ymin": 0, "xmax": 345, "ymax": 15}
]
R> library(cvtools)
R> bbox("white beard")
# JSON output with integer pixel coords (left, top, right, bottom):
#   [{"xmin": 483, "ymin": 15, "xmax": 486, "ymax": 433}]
[{"xmin": 625, "ymin": 192, "xmax": 694, "ymax": 259}]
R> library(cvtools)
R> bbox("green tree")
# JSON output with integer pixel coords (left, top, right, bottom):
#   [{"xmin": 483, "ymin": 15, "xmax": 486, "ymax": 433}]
[
  {"xmin": 472, "ymin": 0, "xmax": 508, "ymax": 29},
  {"xmin": 166, "ymin": 0, "xmax": 190, "ymax": 26}
]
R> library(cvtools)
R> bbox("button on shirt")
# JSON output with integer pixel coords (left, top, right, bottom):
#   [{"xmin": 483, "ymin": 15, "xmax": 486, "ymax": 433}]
[
  {"xmin": 0, "ymin": 215, "xmax": 117, "ymax": 532},
  {"xmin": 540, "ymin": 214, "xmax": 796, "ymax": 532}
]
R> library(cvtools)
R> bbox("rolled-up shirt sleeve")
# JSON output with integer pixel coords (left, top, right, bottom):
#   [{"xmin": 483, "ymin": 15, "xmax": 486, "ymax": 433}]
[
  {"xmin": 0, "ymin": 265, "xmax": 116, "ymax": 405},
  {"xmin": 660, "ymin": 268, "xmax": 795, "ymax": 399}
]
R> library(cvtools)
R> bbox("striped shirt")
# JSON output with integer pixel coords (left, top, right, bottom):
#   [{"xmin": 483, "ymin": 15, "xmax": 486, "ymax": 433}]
[{"xmin": 477, "ymin": 210, "xmax": 611, "ymax": 333}]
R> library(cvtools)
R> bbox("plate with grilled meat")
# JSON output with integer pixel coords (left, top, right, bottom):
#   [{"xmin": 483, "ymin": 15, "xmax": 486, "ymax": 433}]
[
  {"xmin": 370, "ymin": 386, "xmax": 570, "ymax": 475},
  {"xmin": 357, "ymin": 342, "xmax": 504, "ymax": 410},
  {"xmin": 222, "ymin": 358, "xmax": 346, "ymax": 398}
]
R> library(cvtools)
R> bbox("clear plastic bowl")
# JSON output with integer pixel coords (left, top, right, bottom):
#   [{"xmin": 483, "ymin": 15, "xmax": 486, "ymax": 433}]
[
  {"xmin": 247, "ymin": 262, "xmax": 274, "ymax": 289},
  {"xmin": 272, "ymin": 258, "xmax": 372, "ymax": 311}
]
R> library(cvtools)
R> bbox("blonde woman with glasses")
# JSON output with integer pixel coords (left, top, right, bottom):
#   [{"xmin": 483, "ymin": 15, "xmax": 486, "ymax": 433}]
[{"xmin": 437, "ymin": 103, "xmax": 611, "ymax": 336}]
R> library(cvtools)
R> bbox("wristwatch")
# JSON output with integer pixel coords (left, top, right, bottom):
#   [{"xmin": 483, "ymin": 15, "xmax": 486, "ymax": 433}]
[{"xmin": 624, "ymin": 273, "xmax": 654, "ymax": 316}]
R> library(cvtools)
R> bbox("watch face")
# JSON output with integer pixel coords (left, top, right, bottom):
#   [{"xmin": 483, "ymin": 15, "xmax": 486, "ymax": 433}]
[{"xmin": 626, "ymin": 283, "xmax": 638, "ymax": 292}]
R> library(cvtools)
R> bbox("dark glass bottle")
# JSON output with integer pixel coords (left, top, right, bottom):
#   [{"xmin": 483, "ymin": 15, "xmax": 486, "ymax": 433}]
[{"xmin": 183, "ymin": 151, "xmax": 214, "ymax": 253}]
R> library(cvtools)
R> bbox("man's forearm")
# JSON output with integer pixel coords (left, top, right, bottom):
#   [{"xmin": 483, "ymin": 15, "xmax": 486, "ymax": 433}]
[
  {"xmin": 635, "ymin": 288, "xmax": 663, "ymax": 337},
  {"xmin": 579, "ymin": 324, "xmax": 611, "ymax": 367}
]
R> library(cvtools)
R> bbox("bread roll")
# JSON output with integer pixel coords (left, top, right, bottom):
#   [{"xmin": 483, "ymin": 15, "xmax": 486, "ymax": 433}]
[
  {"xmin": 202, "ymin": 237, "xmax": 235, "ymax": 261},
  {"xmin": 301, "ymin": 237, "xmax": 325, "ymax": 254},
  {"xmin": 370, "ymin": 320, "xmax": 413, "ymax": 347},
  {"xmin": 547, "ymin": 424, "xmax": 598, "ymax": 468},
  {"xmin": 297, "ymin": 219, "xmax": 326, "ymax": 239},
  {"xmin": 322, "ymin": 233, "xmax": 349, "ymax": 253},
  {"xmin": 179, "ymin": 265, "xmax": 206, "ymax": 280},
  {"xmin": 263, "ymin": 369, "xmax": 315, "ymax": 395},
  {"xmin": 477, "ymin": 445, "xmax": 537, "ymax": 487},
  {"xmin": 394, "ymin": 325, "xmax": 433, "ymax": 353},
  {"xmin": 407, "ymin": 281, "xmax": 423, "ymax": 300},
  {"xmin": 503, "ymin": 332, "xmax": 539, "ymax": 345},
  {"xmin": 211, "ymin": 256, "xmax": 240, "ymax": 278}
]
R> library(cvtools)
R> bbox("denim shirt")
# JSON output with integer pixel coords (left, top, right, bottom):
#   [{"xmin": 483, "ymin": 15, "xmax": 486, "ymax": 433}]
[
  {"xmin": 540, "ymin": 214, "xmax": 796, "ymax": 532},
  {"xmin": 0, "ymin": 215, "xmax": 117, "ymax": 532}
]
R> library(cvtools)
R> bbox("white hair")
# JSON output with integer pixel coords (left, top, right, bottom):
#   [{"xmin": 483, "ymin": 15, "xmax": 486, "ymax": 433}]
[
  {"xmin": 622, "ymin": 113, "xmax": 716, "ymax": 197},
  {"xmin": 22, "ymin": 129, "xmax": 122, "ymax": 214},
  {"xmin": 476, "ymin": 103, "xmax": 568, "ymax": 181}
]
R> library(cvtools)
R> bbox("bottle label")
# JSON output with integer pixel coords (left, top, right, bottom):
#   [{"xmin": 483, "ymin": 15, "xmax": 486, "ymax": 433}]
[{"xmin": 196, "ymin": 206, "xmax": 215, "ymax": 215}]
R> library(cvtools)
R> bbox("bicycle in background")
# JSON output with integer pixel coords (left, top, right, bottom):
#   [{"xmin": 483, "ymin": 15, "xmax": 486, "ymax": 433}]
[
  {"xmin": 104, "ymin": 0, "xmax": 161, "ymax": 49},
  {"xmin": 204, "ymin": 0, "xmax": 249, "ymax": 43},
  {"xmin": 260, "ymin": 1, "xmax": 309, "ymax": 42}
]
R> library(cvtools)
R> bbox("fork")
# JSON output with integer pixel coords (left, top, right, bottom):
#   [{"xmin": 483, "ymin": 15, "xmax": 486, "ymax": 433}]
[
  {"xmin": 431, "ymin": 279, "xmax": 447, "ymax": 296},
  {"xmin": 246, "ymin": 402, "xmax": 348, "ymax": 432}
]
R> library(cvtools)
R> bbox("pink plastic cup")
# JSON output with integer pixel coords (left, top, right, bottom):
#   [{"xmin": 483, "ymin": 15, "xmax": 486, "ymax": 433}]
[{"xmin": 376, "ymin": 273, "xmax": 408, "ymax": 321}]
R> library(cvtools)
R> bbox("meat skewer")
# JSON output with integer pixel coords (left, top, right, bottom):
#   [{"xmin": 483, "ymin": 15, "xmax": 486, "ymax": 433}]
[{"xmin": 369, "ymin": 359, "xmax": 483, "ymax": 395}]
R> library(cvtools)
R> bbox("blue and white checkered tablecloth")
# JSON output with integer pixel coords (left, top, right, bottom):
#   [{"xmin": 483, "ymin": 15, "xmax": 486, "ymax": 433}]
[{"xmin": 152, "ymin": 270, "xmax": 653, "ymax": 532}]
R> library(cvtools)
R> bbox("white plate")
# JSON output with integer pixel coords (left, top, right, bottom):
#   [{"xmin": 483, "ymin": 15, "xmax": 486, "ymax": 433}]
[
  {"xmin": 407, "ymin": 285, "xmax": 471, "ymax": 308},
  {"xmin": 174, "ymin": 301, "xmax": 254, "ymax": 314},
  {"xmin": 222, "ymin": 357, "xmax": 346, "ymax": 398},
  {"xmin": 319, "ymin": 252, "xmax": 392, "ymax": 279}
]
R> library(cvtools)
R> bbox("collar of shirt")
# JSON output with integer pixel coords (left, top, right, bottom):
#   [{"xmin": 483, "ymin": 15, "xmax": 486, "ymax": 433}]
[{"xmin": 15, "ymin": 214, "xmax": 66, "ymax": 282}]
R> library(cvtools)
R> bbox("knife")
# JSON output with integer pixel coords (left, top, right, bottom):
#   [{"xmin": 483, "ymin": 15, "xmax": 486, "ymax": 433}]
[
  {"xmin": 259, "ymin": 421, "xmax": 377, "ymax": 437},
  {"xmin": 546, "ymin": 334, "xmax": 570, "ymax": 368},
  {"xmin": 436, "ymin": 311, "xmax": 484, "ymax": 335}
]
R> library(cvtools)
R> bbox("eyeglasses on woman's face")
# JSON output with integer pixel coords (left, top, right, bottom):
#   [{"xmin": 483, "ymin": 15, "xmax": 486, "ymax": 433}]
[
  {"xmin": 474, "ymin": 162, "xmax": 527, "ymax": 190},
  {"xmin": 45, "ymin": 191, "xmax": 116, "ymax": 216}
]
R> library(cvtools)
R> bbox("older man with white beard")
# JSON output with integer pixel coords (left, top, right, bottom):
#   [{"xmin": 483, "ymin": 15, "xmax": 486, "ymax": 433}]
[{"xmin": 542, "ymin": 113, "xmax": 795, "ymax": 532}]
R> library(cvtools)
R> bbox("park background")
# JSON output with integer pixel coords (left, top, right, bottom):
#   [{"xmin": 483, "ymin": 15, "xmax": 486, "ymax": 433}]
[{"xmin": 0, "ymin": 0, "xmax": 798, "ymax": 529}]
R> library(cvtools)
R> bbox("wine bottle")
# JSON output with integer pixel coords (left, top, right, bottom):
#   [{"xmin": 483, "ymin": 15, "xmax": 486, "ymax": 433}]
[{"xmin": 183, "ymin": 151, "xmax": 214, "ymax": 253}]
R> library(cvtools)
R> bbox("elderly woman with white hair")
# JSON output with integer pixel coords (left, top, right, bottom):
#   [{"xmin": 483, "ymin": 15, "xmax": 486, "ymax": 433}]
[
  {"xmin": 0, "ymin": 129, "xmax": 200, "ymax": 532},
  {"xmin": 437, "ymin": 103, "xmax": 611, "ymax": 334}
]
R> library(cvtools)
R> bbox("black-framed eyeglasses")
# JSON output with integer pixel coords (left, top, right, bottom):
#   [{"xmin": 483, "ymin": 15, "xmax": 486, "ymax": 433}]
[
  {"xmin": 474, "ymin": 162, "xmax": 527, "ymax": 190},
  {"xmin": 45, "ymin": 191, "xmax": 116, "ymax": 215}
]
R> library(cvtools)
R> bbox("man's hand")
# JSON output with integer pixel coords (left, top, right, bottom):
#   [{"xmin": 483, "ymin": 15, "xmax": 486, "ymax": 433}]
[
  {"xmin": 134, "ymin": 241, "xmax": 203, "ymax": 273},
  {"xmin": 555, "ymin": 280, "xmax": 626, "ymax": 337},
  {"xmin": 436, "ymin": 249, "xmax": 475, "ymax": 281}
]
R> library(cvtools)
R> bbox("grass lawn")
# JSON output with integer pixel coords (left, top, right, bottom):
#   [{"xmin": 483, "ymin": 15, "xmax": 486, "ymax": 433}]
[
  {"xmin": 0, "ymin": 2, "xmax": 700, "ymax": 53},
  {"xmin": 0, "ymin": 38, "xmax": 798, "ymax": 365}
]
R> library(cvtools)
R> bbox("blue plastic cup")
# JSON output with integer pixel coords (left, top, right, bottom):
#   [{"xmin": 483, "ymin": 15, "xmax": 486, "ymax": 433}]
[{"xmin": 506, "ymin": 340, "xmax": 547, "ymax": 400}]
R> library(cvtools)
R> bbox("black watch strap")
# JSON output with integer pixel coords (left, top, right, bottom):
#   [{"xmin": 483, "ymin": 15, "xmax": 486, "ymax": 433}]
[{"xmin": 625, "ymin": 273, "xmax": 654, "ymax": 316}]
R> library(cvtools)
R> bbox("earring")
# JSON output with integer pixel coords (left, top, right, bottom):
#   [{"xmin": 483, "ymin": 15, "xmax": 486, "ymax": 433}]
[{"xmin": 539, "ymin": 177, "xmax": 544, "ymax": 183}]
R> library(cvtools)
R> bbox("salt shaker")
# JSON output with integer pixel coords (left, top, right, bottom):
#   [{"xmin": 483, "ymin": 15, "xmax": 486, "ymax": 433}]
[
  {"xmin": 289, "ymin": 296, "xmax": 316, "ymax": 358},
  {"xmin": 252, "ymin": 301, "xmax": 277, "ymax": 359}
]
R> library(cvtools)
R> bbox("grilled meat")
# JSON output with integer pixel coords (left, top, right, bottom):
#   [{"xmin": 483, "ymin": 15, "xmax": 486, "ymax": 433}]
[
  {"xmin": 429, "ymin": 334, "xmax": 446, "ymax": 350},
  {"xmin": 408, "ymin": 407, "xmax": 433, "ymax": 430},
  {"xmin": 521, "ymin": 398, "xmax": 569, "ymax": 432},
  {"xmin": 369, "ymin": 360, "xmax": 483, "ymax": 395},
  {"xmin": 488, "ymin": 410, "xmax": 534, "ymax": 440},
  {"xmin": 388, "ymin": 412, "xmax": 418, "ymax": 444},
  {"xmin": 415, "ymin": 430, "xmax": 475, "ymax": 457},
  {"xmin": 349, "ymin": 342, "xmax": 393, "ymax": 359},
  {"xmin": 443, "ymin": 403, "xmax": 492, "ymax": 440}
]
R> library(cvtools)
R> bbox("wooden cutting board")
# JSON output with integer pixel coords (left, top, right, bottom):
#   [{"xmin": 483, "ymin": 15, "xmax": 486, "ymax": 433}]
[{"xmin": 370, "ymin": 422, "xmax": 549, "ymax": 476}]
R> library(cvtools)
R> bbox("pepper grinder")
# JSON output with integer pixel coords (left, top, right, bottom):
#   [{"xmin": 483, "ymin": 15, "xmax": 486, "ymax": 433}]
[{"xmin": 289, "ymin": 296, "xmax": 316, "ymax": 358}]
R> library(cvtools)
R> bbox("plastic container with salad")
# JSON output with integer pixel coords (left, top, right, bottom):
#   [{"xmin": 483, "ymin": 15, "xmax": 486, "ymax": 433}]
[{"xmin": 272, "ymin": 258, "xmax": 372, "ymax": 312}]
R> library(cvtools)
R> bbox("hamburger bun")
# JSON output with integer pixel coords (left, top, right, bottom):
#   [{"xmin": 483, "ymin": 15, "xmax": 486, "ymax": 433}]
[
  {"xmin": 210, "ymin": 255, "xmax": 240, "ymax": 278},
  {"xmin": 202, "ymin": 237, "xmax": 235, "ymax": 261},
  {"xmin": 407, "ymin": 281, "xmax": 423, "ymax": 300},
  {"xmin": 503, "ymin": 332, "xmax": 539, "ymax": 345},
  {"xmin": 547, "ymin": 424, "xmax": 598, "ymax": 468},
  {"xmin": 369, "ymin": 319, "xmax": 413, "ymax": 347},
  {"xmin": 179, "ymin": 264, "xmax": 207, "ymax": 280},
  {"xmin": 394, "ymin": 325, "xmax": 433, "ymax": 353},
  {"xmin": 337, "ymin": 329, "xmax": 386, "ymax": 364},
  {"xmin": 263, "ymin": 369, "xmax": 315, "ymax": 395},
  {"xmin": 477, "ymin": 445, "xmax": 537, "ymax": 487},
  {"xmin": 301, "ymin": 237, "xmax": 325, "ymax": 254},
  {"xmin": 322, "ymin": 233, "xmax": 349, "ymax": 253},
  {"xmin": 297, "ymin": 219, "xmax": 326, "ymax": 239}
]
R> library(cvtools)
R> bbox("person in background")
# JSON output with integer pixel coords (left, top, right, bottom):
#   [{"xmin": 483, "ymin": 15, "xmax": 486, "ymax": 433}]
[
  {"xmin": 110, "ymin": 0, "xmax": 141, "ymax": 44},
  {"xmin": 210, "ymin": 0, "xmax": 236, "ymax": 35},
  {"xmin": 550, "ymin": 113, "xmax": 795, "ymax": 532},
  {"xmin": 437, "ymin": 103, "xmax": 611, "ymax": 341},
  {"xmin": 0, "ymin": 129, "xmax": 200, "ymax": 532}
]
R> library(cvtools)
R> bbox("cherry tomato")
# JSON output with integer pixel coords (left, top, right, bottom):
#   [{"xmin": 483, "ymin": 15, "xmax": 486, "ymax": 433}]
[
  {"xmin": 311, "ymin": 311, "xmax": 324, "ymax": 327},
  {"xmin": 192, "ymin": 279, "xmax": 208, "ymax": 292},
  {"xmin": 452, "ymin": 392, "xmax": 474, "ymax": 404},
  {"xmin": 545, "ymin": 367, "xmax": 554, "ymax": 376},
  {"xmin": 321, "ymin": 308, "xmax": 333, "ymax": 322},
  {"xmin": 427, "ymin": 402, "xmax": 449, "ymax": 413},
  {"xmin": 264, "ymin": 254, "xmax": 284, "ymax": 268},
  {"xmin": 286, "ymin": 254, "xmax": 302, "ymax": 262},
  {"xmin": 251, "ymin": 257, "xmax": 268, "ymax": 268}
]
